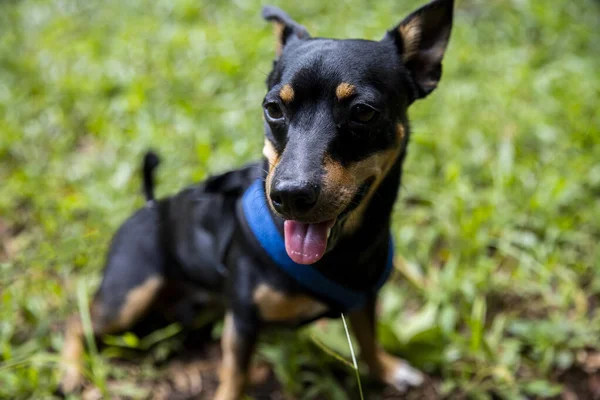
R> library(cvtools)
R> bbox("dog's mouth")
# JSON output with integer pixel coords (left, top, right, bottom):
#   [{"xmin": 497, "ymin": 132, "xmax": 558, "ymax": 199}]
[
  {"xmin": 283, "ymin": 219, "xmax": 336, "ymax": 265},
  {"xmin": 280, "ymin": 177, "xmax": 376, "ymax": 265}
]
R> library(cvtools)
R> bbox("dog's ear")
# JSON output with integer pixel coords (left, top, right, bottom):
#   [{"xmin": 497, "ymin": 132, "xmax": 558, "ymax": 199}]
[
  {"xmin": 385, "ymin": 0, "xmax": 454, "ymax": 101},
  {"xmin": 262, "ymin": 6, "xmax": 310, "ymax": 57}
]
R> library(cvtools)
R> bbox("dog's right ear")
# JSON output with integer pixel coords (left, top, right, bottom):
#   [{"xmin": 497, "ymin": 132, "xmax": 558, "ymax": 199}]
[{"xmin": 262, "ymin": 6, "xmax": 310, "ymax": 58}]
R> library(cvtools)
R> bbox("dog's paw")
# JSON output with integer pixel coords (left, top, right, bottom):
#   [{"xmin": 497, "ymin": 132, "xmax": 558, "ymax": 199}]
[
  {"xmin": 387, "ymin": 362, "xmax": 424, "ymax": 393},
  {"xmin": 57, "ymin": 366, "xmax": 84, "ymax": 396}
]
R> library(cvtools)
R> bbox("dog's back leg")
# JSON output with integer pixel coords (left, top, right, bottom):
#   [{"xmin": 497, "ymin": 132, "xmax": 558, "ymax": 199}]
[
  {"xmin": 59, "ymin": 314, "xmax": 87, "ymax": 393},
  {"xmin": 59, "ymin": 206, "xmax": 166, "ymax": 394}
]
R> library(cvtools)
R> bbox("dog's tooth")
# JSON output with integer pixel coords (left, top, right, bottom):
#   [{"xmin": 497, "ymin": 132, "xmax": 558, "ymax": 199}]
[{"xmin": 326, "ymin": 227, "xmax": 332, "ymax": 239}]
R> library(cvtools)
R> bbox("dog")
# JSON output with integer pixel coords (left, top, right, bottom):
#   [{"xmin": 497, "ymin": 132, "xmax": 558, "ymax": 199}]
[{"xmin": 59, "ymin": 1, "xmax": 454, "ymax": 398}]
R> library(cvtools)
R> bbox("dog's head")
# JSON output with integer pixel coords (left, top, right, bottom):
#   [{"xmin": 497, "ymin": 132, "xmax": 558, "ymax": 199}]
[{"xmin": 261, "ymin": 0, "xmax": 453, "ymax": 264}]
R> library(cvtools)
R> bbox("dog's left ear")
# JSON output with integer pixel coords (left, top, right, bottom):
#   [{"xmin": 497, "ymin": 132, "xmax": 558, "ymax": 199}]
[
  {"xmin": 262, "ymin": 6, "xmax": 310, "ymax": 57},
  {"xmin": 385, "ymin": 0, "xmax": 454, "ymax": 101}
]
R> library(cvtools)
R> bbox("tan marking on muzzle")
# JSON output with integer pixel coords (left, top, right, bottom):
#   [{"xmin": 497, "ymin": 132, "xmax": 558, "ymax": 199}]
[
  {"xmin": 253, "ymin": 284, "xmax": 328, "ymax": 322},
  {"xmin": 263, "ymin": 139, "xmax": 279, "ymax": 171},
  {"xmin": 321, "ymin": 146, "xmax": 398, "ymax": 232},
  {"xmin": 335, "ymin": 82, "xmax": 355, "ymax": 101},
  {"xmin": 322, "ymin": 127, "xmax": 405, "ymax": 234},
  {"xmin": 263, "ymin": 139, "xmax": 280, "ymax": 211},
  {"xmin": 343, "ymin": 147, "xmax": 401, "ymax": 233},
  {"xmin": 279, "ymin": 84, "xmax": 295, "ymax": 103},
  {"xmin": 396, "ymin": 123, "xmax": 406, "ymax": 141}
]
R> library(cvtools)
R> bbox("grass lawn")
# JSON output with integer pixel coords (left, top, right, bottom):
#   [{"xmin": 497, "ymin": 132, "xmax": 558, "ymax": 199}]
[{"xmin": 1, "ymin": 0, "xmax": 599, "ymax": 398}]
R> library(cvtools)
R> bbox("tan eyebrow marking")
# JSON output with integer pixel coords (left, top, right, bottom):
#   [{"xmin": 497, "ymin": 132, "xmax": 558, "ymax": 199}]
[
  {"xmin": 335, "ymin": 82, "xmax": 355, "ymax": 101},
  {"xmin": 279, "ymin": 84, "xmax": 295, "ymax": 103}
]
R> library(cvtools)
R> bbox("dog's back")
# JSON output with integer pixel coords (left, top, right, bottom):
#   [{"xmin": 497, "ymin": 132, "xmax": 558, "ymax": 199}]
[{"xmin": 159, "ymin": 162, "xmax": 263, "ymax": 287}]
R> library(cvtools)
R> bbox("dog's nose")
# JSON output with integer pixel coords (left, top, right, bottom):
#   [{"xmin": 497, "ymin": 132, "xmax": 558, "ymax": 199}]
[{"xmin": 270, "ymin": 180, "xmax": 320, "ymax": 216}]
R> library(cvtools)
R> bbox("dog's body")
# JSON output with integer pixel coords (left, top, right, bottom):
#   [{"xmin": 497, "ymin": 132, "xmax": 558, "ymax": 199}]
[{"xmin": 60, "ymin": 1, "xmax": 454, "ymax": 398}]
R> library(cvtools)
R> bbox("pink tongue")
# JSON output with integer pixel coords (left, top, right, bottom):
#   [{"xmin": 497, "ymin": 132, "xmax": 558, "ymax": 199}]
[{"xmin": 284, "ymin": 220, "xmax": 334, "ymax": 265}]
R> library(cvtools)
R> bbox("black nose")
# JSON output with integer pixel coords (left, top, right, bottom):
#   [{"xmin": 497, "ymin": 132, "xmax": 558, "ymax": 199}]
[{"xmin": 270, "ymin": 180, "xmax": 320, "ymax": 216}]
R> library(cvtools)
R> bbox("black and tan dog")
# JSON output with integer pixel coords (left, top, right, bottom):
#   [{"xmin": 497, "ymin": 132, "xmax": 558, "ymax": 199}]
[{"xmin": 59, "ymin": 1, "xmax": 454, "ymax": 398}]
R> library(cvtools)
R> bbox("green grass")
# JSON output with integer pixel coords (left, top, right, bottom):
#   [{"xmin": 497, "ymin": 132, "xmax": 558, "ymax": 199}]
[{"xmin": 1, "ymin": 0, "xmax": 599, "ymax": 398}]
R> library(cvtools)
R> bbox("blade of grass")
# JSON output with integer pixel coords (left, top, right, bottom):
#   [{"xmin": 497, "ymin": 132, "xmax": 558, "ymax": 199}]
[
  {"xmin": 341, "ymin": 313, "xmax": 364, "ymax": 400},
  {"xmin": 310, "ymin": 334, "xmax": 354, "ymax": 369}
]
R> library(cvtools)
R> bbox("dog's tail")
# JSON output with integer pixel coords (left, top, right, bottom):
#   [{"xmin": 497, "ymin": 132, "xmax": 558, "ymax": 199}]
[{"xmin": 143, "ymin": 151, "xmax": 160, "ymax": 204}]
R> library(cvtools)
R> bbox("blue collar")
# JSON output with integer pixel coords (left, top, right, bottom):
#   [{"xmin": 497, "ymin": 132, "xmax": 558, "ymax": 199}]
[{"xmin": 240, "ymin": 179, "xmax": 394, "ymax": 312}]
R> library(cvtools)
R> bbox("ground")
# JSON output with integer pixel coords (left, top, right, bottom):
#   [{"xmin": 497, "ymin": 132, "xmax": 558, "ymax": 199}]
[{"xmin": 0, "ymin": 0, "xmax": 599, "ymax": 399}]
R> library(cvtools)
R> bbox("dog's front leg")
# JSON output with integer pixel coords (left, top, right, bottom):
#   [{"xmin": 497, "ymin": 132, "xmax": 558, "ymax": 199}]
[
  {"xmin": 214, "ymin": 312, "xmax": 258, "ymax": 400},
  {"xmin": 349, "ymin": 299, "xmax": 424, "ymax": 393}
]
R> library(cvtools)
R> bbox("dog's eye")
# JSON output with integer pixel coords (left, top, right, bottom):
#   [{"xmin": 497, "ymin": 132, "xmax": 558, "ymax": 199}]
[
  {"xmin": 350, "ymin": 104, "xmax": 378, "ymax": 123},
  {"xmin": 264, "ymin": 103, "xmax": 284, "ymax": 120}
]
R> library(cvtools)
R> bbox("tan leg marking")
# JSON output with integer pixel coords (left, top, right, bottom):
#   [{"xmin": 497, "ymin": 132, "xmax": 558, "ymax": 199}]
[
  {"xmin": 59, "ymin": 276, "xmax": 162, "ymax": 393},
  {"xmin": 59, "ymin": 300, "xmax": 106, "ymax": 393},
  {"xmin": 253, "ymin": 283, "xmax": 328, "ymax": 322},
  {"xmin": 279, "ymin": 84, "xmax": 295, "ymax": 103},
  {"xmin": 335, "ymin": 82, "xmax": 355, "ymax": 101},
  {"xmin": 59, "ymin": 315, "xmax": 85, "ymax": 393},
  {"xmin": 215, "ymin": 314, "xmax": 247, "ymax": 400},
  {"xmin": 116, "ymin": 276, "xmax": 163, "ymax": 328},
  {"xmin": 349, "ymin": 309, "xmax": 423, "ymax": 392}
]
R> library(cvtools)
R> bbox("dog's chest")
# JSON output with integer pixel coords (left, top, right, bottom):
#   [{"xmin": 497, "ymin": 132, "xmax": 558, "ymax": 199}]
[{"xmin": 252, "ymin": 283, "xmax": 329, "ymax": 323}]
